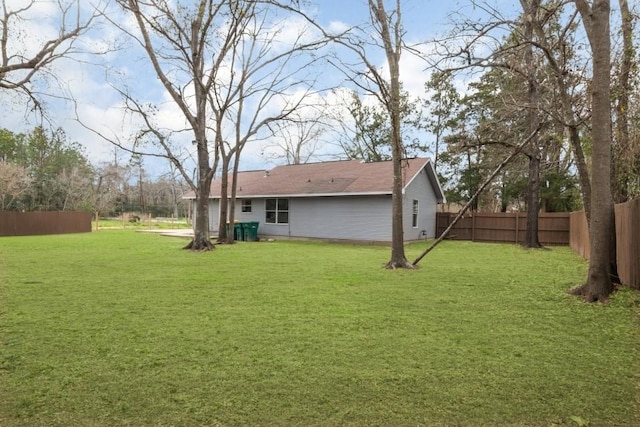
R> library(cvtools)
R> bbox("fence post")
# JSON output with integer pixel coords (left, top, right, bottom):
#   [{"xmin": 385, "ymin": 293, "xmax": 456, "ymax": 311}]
[
  {"xmin": 471, "ymin": 211, "xmax": 476, "ymax": 242},
  {"xmin": 515, "ymin": 213, "xmax": 519, "ymax": 243}
]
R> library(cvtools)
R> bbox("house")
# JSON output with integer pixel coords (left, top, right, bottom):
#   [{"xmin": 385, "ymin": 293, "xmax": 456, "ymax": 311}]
[{"xmin": 189, "ymin": 157, "xmax": 446, "ymax": 243}]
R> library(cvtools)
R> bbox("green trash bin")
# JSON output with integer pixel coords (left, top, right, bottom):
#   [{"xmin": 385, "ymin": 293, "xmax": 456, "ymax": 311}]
[
  {"xmin": 233, "ymin": 223, "xmax": 243, "ymax": 241},
  {"xmin": 242, "ymin": 221, "xmax": 259, "ymax": 241},
  {"xmin": 226, "ymin": 222, "xmax": 244, "ymax": 240}
]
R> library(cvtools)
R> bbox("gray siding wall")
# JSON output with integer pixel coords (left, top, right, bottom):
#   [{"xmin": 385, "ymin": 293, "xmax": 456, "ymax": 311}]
[
  {"xmin": 289, "ymin": 196, "xmax": 392, "ymax": 241},
  {"xmin": 214, "ymin": 195, "xmax": 392, "ymax": 241},
  {"xmin": 201, "ymin": 169, "xmax": 439, "ymax": 242},
  {"xmin": 208, "ymin": 200, "xmax": 219, "ymax": 232},
  {"xmin": 190, "ymin": 200, "xmax": 220, "ymax": 234},
  {"xmin": 403, "ymin": 168, "xmax": 439, "ymax": 240}
]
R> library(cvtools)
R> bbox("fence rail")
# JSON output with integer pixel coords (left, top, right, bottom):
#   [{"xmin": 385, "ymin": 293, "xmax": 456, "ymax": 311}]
[
  {"xmin": 436, "ymin": 212, "xmax": 570, "ymax": 246},
  {"xmin": 0, "ymin": 211, "xmax": 92, "ymax": 236}
]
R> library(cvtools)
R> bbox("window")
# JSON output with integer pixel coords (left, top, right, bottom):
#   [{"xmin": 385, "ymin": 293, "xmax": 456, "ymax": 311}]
[
  {"xmin": 265, "ymin": 198, "xmax": 289, "ymax": 224},
  {"xmin": 241, "ymin": 199, "xmax": 252, "ymax": 213},
  {"xmin": 412, "ymin": 199, "xmax": 419, "ymax": 228}
]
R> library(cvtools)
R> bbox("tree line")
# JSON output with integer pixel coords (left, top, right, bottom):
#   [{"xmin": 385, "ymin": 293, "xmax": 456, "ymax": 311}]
[{"xmin": 0, "ymin": 126, "xmax": 190, "ymax": 218}]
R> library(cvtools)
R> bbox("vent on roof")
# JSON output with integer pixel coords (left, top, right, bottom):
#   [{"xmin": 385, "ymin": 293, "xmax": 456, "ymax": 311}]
[{"xmin": 264, "ymin": 171, "xmax": 269, "ymax": 178}]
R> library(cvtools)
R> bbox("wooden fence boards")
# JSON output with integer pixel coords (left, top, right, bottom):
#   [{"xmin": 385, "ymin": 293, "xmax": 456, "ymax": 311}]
[
  {"xmin": 614, "ymin": 200, "xmax": 640, "ymax": 290},
  {"xmin": 0, "ymin": 211, "xmax": 92, "ymax": 236},
  {"xmin": 436, "ymin": 212, "xmax": 570, "ymax": 246}
]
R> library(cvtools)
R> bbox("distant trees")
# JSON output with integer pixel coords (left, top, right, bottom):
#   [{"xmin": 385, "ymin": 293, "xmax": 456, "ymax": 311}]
[
  {"xmin": 0, "ymin": 161, "xmax": 30, "ymax": 210},
  {"xmin": 611, "ymin": 0, "xmax": 639, "ymax": 203},
  {"xmin": 0, "ymin": 126, "xmax": 189, "ymax": 218},
  {"xmin": 336, "ymin": 90, "xmax": 424, "ymax": 162},
  {"xmin": 0, "ymin": 127, "xmax": 93, "ymax": 211},
  {"xmin": 429, "ymin": 0, "xmax": 601, "ymax": 224}
]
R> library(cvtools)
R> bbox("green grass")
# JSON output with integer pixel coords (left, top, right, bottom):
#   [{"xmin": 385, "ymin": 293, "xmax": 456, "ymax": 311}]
[
  {"xmin": 0, "ymin": 231, "xmax": 638, "ymax": 426},
  {"xmin": 93, "ymin": 218, "xmax": 191, "ymax": 230}
]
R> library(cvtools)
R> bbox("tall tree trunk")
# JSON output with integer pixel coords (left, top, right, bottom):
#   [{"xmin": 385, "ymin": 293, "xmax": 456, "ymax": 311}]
[
  {"xmin": 226, "ymin": 149, "xmax": 242, "ymax": 244},
  {"xmin": 217, "ymin": 154, "xmax": 230, "ymax": 243},
  {"xmin": 370, "ymin": 0, "xmax": 413, "ymax": 269},
  {"xmin": 184, "ymin": 162, "xmax": 214, "ymax": 250},
  {"xmin": 524, "ymin": 153, "xmax": 542, "ymax": 247},
  {"xmin": 522, "ymin": 0, "xmax": 542, "ymax": 248},
  {"xmin": 569, "ymin": 0, "xmax": 614, "ymax": 302}
]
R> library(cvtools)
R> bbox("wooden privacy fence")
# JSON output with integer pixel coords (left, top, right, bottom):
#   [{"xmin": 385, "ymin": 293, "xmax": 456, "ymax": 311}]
[
  {"xmin": 570, "ymin": 200, "xmax": 640, "ymax": 290},
  {"xmin": 0, "ymin": 211, "xmax": 92, "ymax": 236},
  {"xmin": 436, "ymin": 212, "xmax": 570, "ymax": 245}
]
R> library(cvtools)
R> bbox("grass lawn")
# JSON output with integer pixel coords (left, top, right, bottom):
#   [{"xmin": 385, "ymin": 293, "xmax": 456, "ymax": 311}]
[
  {"xmin": 0, "ymin": 230, "xmax": 638, "ymax": 426},
  {"xmin": 93, "ymin": 218, "xmax": 191, "ymax": 230}
]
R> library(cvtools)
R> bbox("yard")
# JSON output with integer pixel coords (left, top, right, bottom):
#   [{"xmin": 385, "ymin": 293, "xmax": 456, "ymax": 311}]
[{"xmin": 0, "ymin": 230, "xmax": 638, "ymax": 426}]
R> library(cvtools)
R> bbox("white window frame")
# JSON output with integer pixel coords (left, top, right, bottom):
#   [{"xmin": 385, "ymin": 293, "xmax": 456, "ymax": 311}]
[
  {"xmin": 412, "ymin": 199, "xmax": 419, "ymax": 228},
  {"xmin": 265, "ymin": 198, "xmax": 289, "ymax": 224}
]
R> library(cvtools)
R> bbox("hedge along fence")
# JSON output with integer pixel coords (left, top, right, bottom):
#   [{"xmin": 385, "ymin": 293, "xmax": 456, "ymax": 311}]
[
  {"xmin": 436, "ymin": 212, "xmax": 570, "ymax": 246},
  {"xmin": 570, "ymin": 200, "xmax": 640, "ymax": 290},
  {"xmin": 0, "ymin": 211, "xmax": 92, "ymax": 236}
]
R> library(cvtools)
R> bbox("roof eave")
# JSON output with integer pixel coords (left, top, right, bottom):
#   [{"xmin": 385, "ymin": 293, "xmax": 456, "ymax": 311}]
[{"xmin": 209, "ymin": 191, "xmax": 392, "ymax": 199}]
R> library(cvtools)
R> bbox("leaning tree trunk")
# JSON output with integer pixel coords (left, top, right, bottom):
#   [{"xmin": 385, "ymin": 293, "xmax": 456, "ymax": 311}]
[
  {"xmin": 568, "ymin": 0, "xmax": 614, "ymax": 302},
  {"xmin": 413, "ymin": 127, "xmax": 539, "ymax": 266}
]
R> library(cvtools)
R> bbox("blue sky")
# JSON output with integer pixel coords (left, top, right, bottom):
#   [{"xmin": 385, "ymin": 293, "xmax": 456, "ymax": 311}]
[{"xmin": 1, "ymin": 0, "xmax": 522, "ymax": 178}]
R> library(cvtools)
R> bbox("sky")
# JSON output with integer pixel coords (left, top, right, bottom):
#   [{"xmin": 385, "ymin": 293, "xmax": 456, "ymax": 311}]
[{"xmin": 0, "ymin": 0, "xmax": 523, "ymax": 179}]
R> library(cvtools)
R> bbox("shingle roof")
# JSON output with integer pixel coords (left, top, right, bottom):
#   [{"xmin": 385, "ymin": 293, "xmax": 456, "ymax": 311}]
[{"xmin": 198, "ymin": 158, "xmax": 444, "ymax": 202}]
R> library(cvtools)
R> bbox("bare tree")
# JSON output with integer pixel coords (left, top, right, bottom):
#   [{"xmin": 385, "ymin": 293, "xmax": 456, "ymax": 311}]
[
  {"xmin": 366, "ymin": 0, "xmax": 414, "ymax": 269},
  {"xmin": 89, "ymin": 163, "xmax": 124, "ymax": 229},
  {"xmin": 568, "ymin": 0, "xmax": 615, "ymax": 302},
  {"xmin": 1, "ymin": 0, "xmax": 101, "ymax": 110},
  {"xmin": 206, "ymin": 1, "xmax": 329, "ymax": 243},
  {"xmin": 110, "ymin": 0, "xmax": 240, "ymax": 251},
  {"xmin": 107, "ymin": 1, "xmax": 329, "ymax": 248},
  {"xmin": 439, "ymin": 1, "xmax": 561, "ymax": 247},
  {"xmin": 0, "ymin": 161, "xmax": 30, "ymax": 209},
  {"xmin": 524, "ymin": 1, "xmax": 593, "ymax": 221},
  {"xmin": 283, "ymin": 0, "xmax": 416, "ymax": 268},
  {"xmin": 262, "ymin": 108, "xmax": 329, "ymax": 165}
]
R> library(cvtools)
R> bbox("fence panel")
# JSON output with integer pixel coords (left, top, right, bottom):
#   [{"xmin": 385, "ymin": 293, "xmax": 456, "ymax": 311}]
[
  {"xmin": 0, "ymin": 211, "xmax": 92, "ymax": 236},
  {"xmin": 569, "ymin": 211, "xmax": 589, "ymax": 260},
  {"xmin": 436, "ymin": 212, "xmax": 570, "ymax": 245},
  {"xmin": 569, "ymin": 203, "xmax": 639, "ymax": 290},
  {"xmin": 614, "ymin": 200, "xmax": 640, "ymax": 290}
]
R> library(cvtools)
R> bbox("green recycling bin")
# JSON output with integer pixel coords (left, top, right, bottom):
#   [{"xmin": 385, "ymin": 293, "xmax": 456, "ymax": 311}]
[
  {"xmin": 233, "ymin": 223, "xmax": 243, "ymax": 241},
  {"xmin": 226, "ymin": 223, "xmax": 243, "ymax": 240},
  {"xmin": 242, "ymin": 221, "xmax": 259, "ymax": 241}
]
